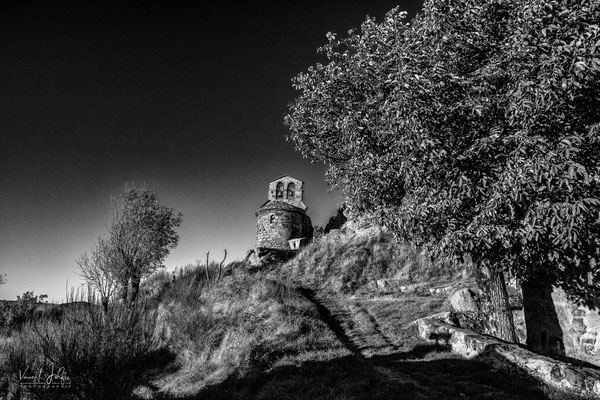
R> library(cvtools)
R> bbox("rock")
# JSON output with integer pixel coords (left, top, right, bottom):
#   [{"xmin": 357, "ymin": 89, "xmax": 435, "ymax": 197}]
[
  {"xmin": 551, "ymin": 287, "xmax": 600, "ymax": 366},
  {"xmin": 449, "ymin": 288, "xmax": 480, "ymax": 313},
  {"xmin": 376, "ymin": 279, "xmax": 388, "ymax": 289},
  {"xmin": 414, "ymin": 317, "xmax": 600, "ymax": 398}
]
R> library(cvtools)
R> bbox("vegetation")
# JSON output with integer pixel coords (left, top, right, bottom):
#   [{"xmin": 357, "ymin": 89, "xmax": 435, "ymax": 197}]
[
  {"xmin": 79, "ymin": 184, "xmax": 182, "ymax": 306},
  {"xmin": 0, "ymin": 291, "xmax": 48, "ymax": 334},
  {"xmin": 1, "ymin": 255, "xmax": 590, "ymax": 399},
  {"xmin": 4, "ymin": 1, "xmax": 600, "ymax": 398},
  {"xmin": 142, "ymin": 263, "xmax": 346, "ymax": 397},
  {"xmin": 286, "ymin": 0, "xmax": 600, "ymax": 345},
  {"xmin": 281, "ymin": 229, "xmax": 468, "ymax": 294},
  {"xmin": 78, "ymin": 239, "xmax": 123, "ymax": 312},
  {"xmin": 1, "ymin": 294, "xmax": 160, "ymax": 400}
]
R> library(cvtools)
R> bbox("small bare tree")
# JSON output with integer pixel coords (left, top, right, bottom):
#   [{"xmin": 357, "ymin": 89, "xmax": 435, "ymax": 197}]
[
  {"xmin": 78, "ymin": 238, "xmax": 123, "ymax": 312},
  {"xmin": 203, "ymin": 250, "xmax": 228, "ymax": 282}
]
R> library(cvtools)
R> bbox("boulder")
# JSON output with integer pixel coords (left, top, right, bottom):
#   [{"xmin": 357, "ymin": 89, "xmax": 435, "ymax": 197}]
[{"xmin": 449, "ymin": 288, "xmax": 480, "ymax": 313}]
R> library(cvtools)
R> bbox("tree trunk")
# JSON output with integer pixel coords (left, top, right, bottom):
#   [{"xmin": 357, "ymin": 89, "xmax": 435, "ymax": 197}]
[
  {"xmin": 130, "ymin": 271, "xmax": 141, "ymax": 305},
  {"xmin": 521, "ymin": 277, "xmax": 565, "ymax": 357},
  {"xmin": 478, "ymin": 264, "xmax": 517, "ymax": 343},
  {"xmin": 120, "ymin": 273, "xmax": 129, "ymax": 303}
]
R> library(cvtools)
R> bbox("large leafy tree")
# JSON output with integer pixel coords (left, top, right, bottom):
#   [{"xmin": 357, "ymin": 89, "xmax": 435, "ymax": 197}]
[{"xmin": 286, "ymin": 0, "xmax": 600, "ymax": 349}]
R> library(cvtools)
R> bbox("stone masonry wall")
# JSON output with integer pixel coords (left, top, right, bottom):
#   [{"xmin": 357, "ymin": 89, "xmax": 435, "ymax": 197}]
[
  {"xmin": 268, "ymin": 177, "xmax": 305, "ymax": 209},
  {"xmin": 412, "ymin": 317, "xmax": 600, "ymax": 397},
  {"xmin": 552, "ymin": 288, "xmax": 600, "ymax": 366},
  {"xmin": 256, "ymin": 210, "xmax": 305, "ymax": 250},
  {"xmin": 518, "ymin": 284, "xmax": 600, "ymax": 366}
]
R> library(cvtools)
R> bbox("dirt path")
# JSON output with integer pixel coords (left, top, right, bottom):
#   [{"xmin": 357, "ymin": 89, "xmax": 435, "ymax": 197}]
[
  {"xmin": 298, "ymin": 288, "xmax": 559, "ymax": 400},
  {"xmin": 299, "ymin": 288, "xmax": 401, "ymax": 357}
]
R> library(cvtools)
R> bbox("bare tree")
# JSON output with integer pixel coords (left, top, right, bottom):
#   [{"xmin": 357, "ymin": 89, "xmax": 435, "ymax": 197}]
[
  {"xmin": 77, "ymin": 238, "xmax": 123, "ymax": 312},
  {"xmin": 203, "ymin": 249, "xmax": 228, "ymax": 282}
]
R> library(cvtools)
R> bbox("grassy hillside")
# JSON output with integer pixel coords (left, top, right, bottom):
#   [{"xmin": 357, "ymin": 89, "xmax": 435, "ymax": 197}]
[
  {"xmin": 0, "ymin": 240, "xmax": 582, "ymax": 400},
  {"xmin": 142, "ymin": 267, "xmax": 348, "ymax": 398},
  {"xmin": 278, "ymin": 230, "xmax": 471, "ymax": 295},
  {"xmin": 0, "ymin": 266, "xmax": 350, "ymax": 399}
]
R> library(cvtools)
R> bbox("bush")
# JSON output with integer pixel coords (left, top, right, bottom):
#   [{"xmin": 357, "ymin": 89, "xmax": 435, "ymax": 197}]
[
  {"xmin": 38, "ymin": 301, "xmax": 159, "ymax": 400},
  {"xmin": 0, "ymin": 291, "xmax": 48, "ymax": 334}
]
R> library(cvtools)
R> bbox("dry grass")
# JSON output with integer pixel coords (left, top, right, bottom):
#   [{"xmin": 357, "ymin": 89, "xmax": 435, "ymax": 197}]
[
  {"xmin": 279, "ymin": 230, "xmax": 469, "ymax": 295},
  {"xmin": 143, "ymin": 266, "xmax": 348, "ymax": 398},
  {"xmin": 0, "ymin": 254, "xmax": 585, "ymax": 400},
  {"xmin": 191, "ymin": 342, "xmax": 573, "ymax": 400},
  {"xmin": 0, "ymin": 295, "xmax": 161, "ymax": 400},
  {"xmin": 358, "ymin": 295, "xmax": 449, "ymax": 339}
]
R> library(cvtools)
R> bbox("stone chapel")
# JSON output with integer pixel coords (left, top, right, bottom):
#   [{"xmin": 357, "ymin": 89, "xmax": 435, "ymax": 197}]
[{"xmin": 255, "ymin": 175, "xmax": 313, "ymax": 251}]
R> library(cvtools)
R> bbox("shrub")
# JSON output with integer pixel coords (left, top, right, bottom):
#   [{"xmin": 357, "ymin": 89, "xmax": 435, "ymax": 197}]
[
  {"xmin": 33, "ymin": 300, "xmax": 160, "ymax": 400},
  {"xmin": 0, "ymin": 291, "xmax": 48, "ymax": 334}
]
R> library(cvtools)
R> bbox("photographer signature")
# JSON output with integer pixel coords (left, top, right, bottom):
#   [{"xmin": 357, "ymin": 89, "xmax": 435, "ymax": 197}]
[{"xmin": 19, "ymin": 363, "xmax": 71, "ymax": 387}]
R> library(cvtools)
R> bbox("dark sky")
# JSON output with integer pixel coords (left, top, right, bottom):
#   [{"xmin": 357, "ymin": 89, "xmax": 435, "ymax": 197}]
[{"xmin": 0, "ymin": 1, "xmax": 423, "ymax": 301}]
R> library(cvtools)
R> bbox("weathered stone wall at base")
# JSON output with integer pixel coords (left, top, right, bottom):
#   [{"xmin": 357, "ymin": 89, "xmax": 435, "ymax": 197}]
[
  {"xmin": 517, "ymin": 283, "xmax": 600, "ymax": 366},
  {"xmin": 411, "ymin": 317, "xmax": 600, "ymax": 397},
  {"xmin": 552, "ymin": 287, "xmax": 600, "ymax": 367},
  {"xmin": 256, "ymin": 210, "xmax": 309, "ymax": 250},
  {"xmin": 449, "ymin": 280, "xmax": 600, "ymax": 365},
  {"xmin": 522, "ymin": 281, "xmax": 566, "ymax": 358}
]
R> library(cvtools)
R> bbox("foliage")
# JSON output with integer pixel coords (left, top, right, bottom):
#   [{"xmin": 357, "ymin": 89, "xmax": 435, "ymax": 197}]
[
  {"xmin": 79, "ymin": 184, "xmax": 183, "ymax": 304},
  {"xmin": 0, "ymin": 291, "xmax": 48, "ymax": 332},
  {"xmin": 285, "ymin": 0, "xmax": 600, "ymax": 299},
  {"xmin": 110, "ymin": 184, "xmax": 182, "ymax": 276}
]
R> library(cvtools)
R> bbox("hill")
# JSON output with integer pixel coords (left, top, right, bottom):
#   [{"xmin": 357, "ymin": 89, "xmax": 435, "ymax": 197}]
[{"xmin": 0, "ymin": 233, "xmax": 589, "ymax": 399}]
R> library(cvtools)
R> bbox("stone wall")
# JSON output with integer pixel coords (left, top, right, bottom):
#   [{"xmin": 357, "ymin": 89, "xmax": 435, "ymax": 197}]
[
  {"xmin": 411, "ymin": 317, "xmax": 600, "ymax": 397},
  {"xmin": 522, "ymin": 281, "xmax": 566, "ymax": 358},
  {"xmin": 552, "ymin": 288, "xmax": 600, "ymax": 366},
  {"xmin": 516, "ymin": 283, "xmax": 600, "ymax": 366},
  {"xmin": 256, "ymin": 210, "xmax": 309, "ymax": 250},
  {"xmin": 268, "ymin": 176, "xmax": 305, "ymax": 209}
]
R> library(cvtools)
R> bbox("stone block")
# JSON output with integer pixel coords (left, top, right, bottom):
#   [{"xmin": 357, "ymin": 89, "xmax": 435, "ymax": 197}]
[
  {"xmin": 413, "ymin": 317, "xmax": 600, "ymax": 397},
  {"xmin": 449, "ymin": 288, "xmax": 480, "ymax": 313}
]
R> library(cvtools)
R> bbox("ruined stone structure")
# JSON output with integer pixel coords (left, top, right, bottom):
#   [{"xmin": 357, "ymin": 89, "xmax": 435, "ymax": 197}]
[
  {"xmin": 255, "ymin": 175, "xmax": 313, "ymax": 251},
  {"xmin": 526, "ymin": 286, "xmax": 600, "ymax": 366},
  {"xmin": 514, "ymin": 279, "xmax": 600, "ymax": 366}
]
